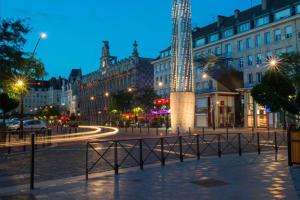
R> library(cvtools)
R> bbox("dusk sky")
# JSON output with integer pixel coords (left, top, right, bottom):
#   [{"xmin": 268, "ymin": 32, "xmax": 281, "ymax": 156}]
[{"xmin": 1, "ymin": 0, "xmax": 261, "ymax": 78}]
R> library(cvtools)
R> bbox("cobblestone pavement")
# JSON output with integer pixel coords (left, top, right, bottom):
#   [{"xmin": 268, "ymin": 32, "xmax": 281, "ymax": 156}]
[{"xmin": 0, "ymin": 151, "xmax": 299, "ymax": 200}]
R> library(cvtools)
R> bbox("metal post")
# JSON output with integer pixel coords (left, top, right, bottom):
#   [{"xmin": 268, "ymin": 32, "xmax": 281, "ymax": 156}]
[
  {"xmin": 177, "ymin": 127, "xmax": 180, "ymax": 136},
  {"xmin": 139, "ymin": 139, "xmax": 143, "ymax": 170},
  {"xmin": 165, "ymin": 126, "xmax": 168, "ymax": 136},
  {"xmin": 139, "ymin": 125, "xmax": 142, "ymax": 135},
  {"xmin": 86, "ymin": 143, "xmax": 89, "ymax": 181},
  {"xmin": 30, "ymin": 132, "xmax": 35, "ymax": 190},
  {"xmin": 156, "ymin": 127, "xmax": 158, "ymax": 136},
  {"xmin": 160, "ymin": 138, "xmax": 165, "ymax": 166},
  {"xmin": 218, "ymin": 134, "xmax": 221, "ymax": 158},
  {"xmin": 189, "ymin": 127, "xmax": 191, "ymax": 137},
  {"xmin": 274, "ymin": 132, "xmax": 278, "ymax": 154},
  {"xmin": 131, "ymin": 126, "xmax": 134, "ymax": 134},
  {"xmin": 257, "ymin": 132, "xmax": 261, "ymax": 154},
  {"xmin": 238, "ymin": 133, "xmax": 242, "ymax": 156},
  {"xmin": 196, "ymin": 134, "xmax": 200, "ymax": 160},
  {"xmin": 268, "ymin": 127, "xmax": 270, "ymax": 139},
  {"xmin": 202, "ymin": 127, "xmax": 205, "ymax": 139},
  {"xmin": 114, "ymin": 141, "xmax": 119, "ymax": 175},
  {"xmin": 287, "ymin": 127, "xmax": 292, "ymax": 166},
  {"xmin": 148, "ymin": 124, "xmax": 150, "ymax": 135},
  {"xmin": 226, "ymin": 128, "xmax": 229, "ymax": 141},
  {"xmin": 8, "ymin": 132, "xmax": 11, "ymax": 154},
  {"xmin": 179, "ymin": 136, "xmax": 183, "ymax": 162}
]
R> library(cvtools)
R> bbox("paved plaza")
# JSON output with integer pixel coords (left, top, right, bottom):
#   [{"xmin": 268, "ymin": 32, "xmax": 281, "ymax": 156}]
[{"xmin": 0, "ymin": 151, "xmax": 299, "ymax": 200}]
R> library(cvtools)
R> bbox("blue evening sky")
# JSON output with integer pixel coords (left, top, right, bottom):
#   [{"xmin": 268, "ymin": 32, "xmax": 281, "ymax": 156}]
[{"xmin": 1, "ymin": 0, "xmax": 261, "ymax": 78}]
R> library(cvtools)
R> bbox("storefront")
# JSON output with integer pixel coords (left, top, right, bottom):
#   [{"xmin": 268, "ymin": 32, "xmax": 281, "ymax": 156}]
[{"xmin": 245, "ymin": 92, "xmax": 268, "ymax": 128}]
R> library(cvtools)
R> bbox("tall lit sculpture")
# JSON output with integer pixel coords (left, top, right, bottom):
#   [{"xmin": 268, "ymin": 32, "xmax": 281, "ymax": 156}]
[{"xmin": 170, "ymin": 0, "xmax": 195, "ymax": 132}]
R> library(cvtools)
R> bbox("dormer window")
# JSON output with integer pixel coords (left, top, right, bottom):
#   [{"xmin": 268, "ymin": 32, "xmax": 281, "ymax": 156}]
[
  {"xmin": 255, "ymin": 16, "xmax": 269, "ymax": 27},
  {"xmin": 223, "ymin": 28, "xmax": 234, "ymax": 38},
  {"xmin": 274, "ymin": 8, "xmax": 291, "ymax": 21},
  {"xmin": 209, "ymin": 33, "xmax": 219, "ymax": 43},
  {"xmin": 238, "ymin": 22, "xmax": 250, "ymax": 33}
]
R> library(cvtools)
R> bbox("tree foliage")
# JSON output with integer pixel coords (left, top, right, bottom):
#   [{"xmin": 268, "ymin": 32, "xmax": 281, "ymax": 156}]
[
  {"xmin": 109, "ymin": 91, "xmax": 134, "ymax": 113},
  {"xmin": 37, "ymin": 105, "xmax": 61, "ymax": 121},
  {"xmin": 251, "ymin": 54, "xmax": 300, "ymax": 115},
  {"xmin": 0, "ymin": 18, "xmax": 46, "ymax": 92},
  {"xmin": 0, "ymin": 93, "xmax": 20, "ymax": 114}
]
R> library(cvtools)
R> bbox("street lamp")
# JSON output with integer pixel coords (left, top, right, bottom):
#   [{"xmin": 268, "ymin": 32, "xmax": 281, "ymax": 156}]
[
  {"xmin": 267, "ymin": 56, "xmax": 280, "ymax": 70},
  {"xmin": 202, "ymin": 73, "xmax": 208, "ymax": 79},
  {"xmin": 32, "ymin": 32, "xmax": 47, "ymax": 56},
  {"xmin": 128, "ymin": 87, "xmax": 133, "ymax": 92},
  {"xmin": 88, "ymin": 96, "xmax": 95, "ymax": 125},
  {"xmin": 158, "ymin": 81, "xmax": 163, "ymax": 87},
  {"xmin": 14, "ymin": 78, "xmax": 26, "ymax": 138}
]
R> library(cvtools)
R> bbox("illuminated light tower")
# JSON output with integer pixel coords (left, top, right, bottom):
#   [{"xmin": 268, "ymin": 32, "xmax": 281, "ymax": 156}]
[{"xmin": 170, "ymin": 0, "xmax": 195, "ymax": 132}]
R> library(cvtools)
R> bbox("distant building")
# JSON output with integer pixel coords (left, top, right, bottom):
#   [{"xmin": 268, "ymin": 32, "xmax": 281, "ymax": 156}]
[
  {"xmin": 153, "ymin": 0, "xmax": 300, "ymax": 128},
  {"xmin": 61, "ymin": 69, "xmax": 82, "ymax": 115},
  {"xmin": 79, "ymin": 41, "xmax": 154, "ymax": 123},
  {"xmin": 22, "ymin": 77, "xmax": 64, "ymax": 115}
]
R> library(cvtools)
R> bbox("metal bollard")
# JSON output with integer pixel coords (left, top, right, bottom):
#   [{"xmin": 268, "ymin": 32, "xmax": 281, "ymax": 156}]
[
  {"xmin": 238, "ymin": 133, "xmax": 242, "ymax": 156},
  {"xmin": 257, "ymin": 132, "xmax": 261, "ymax": 154},
  {"xmin": 139, "ymin": 139, "xmax": 143, "ymax": 170},
  {"xmin": 179, "ymin": 136, "xmax": 183, "ymax": 162},
  {"xmin": 114, "ymin": 141, "xmax": 119, "ymax": 175},
  {"xmin": 196, "ymin": 134, "xmax": 200, "ymax": 160},
  {"xmin": 274, "ymin": 132, "xmax": 278, "ymax": 154},
  {"xmin": 177, "ymin": 127, "xmax": 180, "ymax": 136},
  {"xmin": 218, "ymin": 134, "xmax": 221, "ymax": 158},
  {"xmin": 160, "ymin": 138, "xmax": 165, "ymax": 166},
  {"xmin": 30, "ymin": 132, "xmax": 35, "ymax": 190}
]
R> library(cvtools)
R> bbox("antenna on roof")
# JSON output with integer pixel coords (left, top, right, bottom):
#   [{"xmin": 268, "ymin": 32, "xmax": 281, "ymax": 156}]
[{"xmin": 250, "ymin": 0, "xmax": 253, "ymax": 8}]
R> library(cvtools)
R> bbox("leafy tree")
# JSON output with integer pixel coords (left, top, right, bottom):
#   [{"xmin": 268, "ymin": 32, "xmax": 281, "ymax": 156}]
[
  {"xmin": 251, "ymin": 70, "xmax": 299, "ymax": 115},
  {"xmin": 37, "ymin": 105, "xmax": 61, "ymax": 121},
  {"xmin": 280, "ymin": 53, "xmax": 300, "ymax": 90},
  {"xmin": 109, "ymin": 91, "xmax": 134, "ymax": 113},
  {"xmin": 0, "ymin": 93, "xmax": 19, "ymax": 128},
  {"xmin": 134, "ymin": 87, "xmax": 158, "ymax": 112},
  {"xmin": 0, "ymin": 18, "xmax": 46, "ymax": 92}
]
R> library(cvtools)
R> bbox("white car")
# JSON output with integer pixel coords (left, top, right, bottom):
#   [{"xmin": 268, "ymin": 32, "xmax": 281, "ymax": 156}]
[{"xmin": 8, "ymin": 120, "xmax": 47, "ymax": 131}]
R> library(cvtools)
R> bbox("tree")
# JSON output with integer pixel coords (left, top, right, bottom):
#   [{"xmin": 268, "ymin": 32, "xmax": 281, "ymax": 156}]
[
  {"xmin": 134, "ymin": 87, "xmax": 158, "ymax": 113},
  {"xmin": 251, "ymin": 70, "xmax": 299, "ymax": 126},
  {"xmin": 0, "ymin": 93, "xmax": 19, "ymax": 128},
  {"xmin": 37, "ymin": 105, "xmax": 61, "ymax": 121},
  {"xmin": 0, "ymin": 18, "xmax": 46, "ymax": 92},
  {"xmin": 109, "ymin": 91, "xmax": 134, "ymax": 113}
]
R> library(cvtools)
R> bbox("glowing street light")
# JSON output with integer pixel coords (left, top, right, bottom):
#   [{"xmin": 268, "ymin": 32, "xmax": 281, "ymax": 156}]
[
  {"xmin": 202, "ymin": 73, "xmax": 208, "ymax": 79},
  {"xmin": 90, "ymin": 96, "xmax": 95, "ymax": 101},
  {"xmin": 267, "ymin": 56, "xmax": 281, "ymax": 70},
  {"xmin": 33, "ymin": 32, "xmax": 47, "ymax": 55},
  {"xmin": 105, "ymin": 92, "xmax": 109, "ymax": 97},
  {"xmin": 128, "ymin": 87, "xmax": 133, "ymax": 92},
  {"xmin": 40, "ymin": 32, "xmax": 47, "ymax": 39},
  {"xmin": 158, "ymin": 81, "xmax": 163, "ymax": 87},
  {"xmin": 16, "ymin": 79, "xmax": 25, "ymax": 87}
]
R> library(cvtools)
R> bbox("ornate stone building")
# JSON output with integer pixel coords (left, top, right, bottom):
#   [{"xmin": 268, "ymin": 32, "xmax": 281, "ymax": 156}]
[{"xmin": 79, "ymin": 41, "xmax": 154, "ymax": 124}]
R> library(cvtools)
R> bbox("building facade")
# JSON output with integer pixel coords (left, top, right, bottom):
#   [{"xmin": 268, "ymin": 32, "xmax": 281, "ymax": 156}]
[
  {"xmin": 79, "ymin": 41, "xmax": 154, "ymax": 124},
  {"xmin": 153, "ymin": 0, "xmax": 300, "ymax": 128}
]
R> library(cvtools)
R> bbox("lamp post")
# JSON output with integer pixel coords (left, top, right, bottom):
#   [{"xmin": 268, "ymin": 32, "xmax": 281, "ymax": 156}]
[
  {"xmin": 104, "ymin": 92, "xmax": 110, "ymax": 125},
  {"xmin": 89, "ymin": 96, "xmax": 95, "ymax": 125},
  {"xmin": 33, "ymin": 32, "xmax": 47, "ymax": 56},
  {"xmin": 15, "ymin": 79, "xmax": 25, "ymax": 138}
]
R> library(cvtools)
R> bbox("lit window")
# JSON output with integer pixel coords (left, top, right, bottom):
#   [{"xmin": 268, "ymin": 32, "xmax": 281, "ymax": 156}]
[
  {"xmin": 223, "ymin": 29, "xmax": 234, "ymax": 38},
  {"xmin": 274, "ymin": 29, "xmax": 281, "ymax": 41},
  {"xmin": 256, "ymin": 16, "xmax": 269, "ymax": 27},
  {"xmin": 195, "ymin": 38, "xmax": 206, "ymax": 47},
  {"xmin": 238, "ymin": 40, "xmax": 244, "ymax": 51},
  {"xmin": 238, "ymin": 22, "xmax": 251, "ymax": 33},
  {"xmin": 274, "ymin": 9, "xmax": 291, "ymax": 21},
  {"xmin": 285, "ymin": 26, "xmax": 293, "ymax": 39},
  {"xmin": 209, "ymin": 33, "xmax": 219, "ymax": 42},
  {"xmin": 264, "ymin": 32, "xmax": 271, "ymax": 44}
]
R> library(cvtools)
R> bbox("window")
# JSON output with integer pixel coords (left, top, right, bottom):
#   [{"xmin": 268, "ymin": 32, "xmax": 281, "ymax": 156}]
[
  {"xmin": 256, "ymin": 16, "xmax": 269, "ymax": 27},
  {"xmin": 287, "ymin": 46, "xmax": 294, "ymax": 54},
  {"xmin": 256, "ymin": 72, "xmax": 262, "ymax": 83},
  {"xmin": 247, "ymin": 55, "xmax": 253, "ymax": 66},
  {"xmin": 239, "ymin": 57, "xmax": 244, "ymax": 68},
  {"xmin": 209, "ymin": 33, "xmax": 219, "ymax": 42},
  {"xmin": 264, "ymin": 32, "xmax": 271, "ymax": 44},
  {"xmin": 207, "ymin": 49, "xmax": 212, "ymax": 55},
  {"xmin": 225, "ymin": 43, "xmax": 232, "ymax": 57},
  {"xmin": 275, "ymin": 48, "xmax": 285, "ymax": 56},
  {"xmin": 285, "ymin": 26, "xmax": 293, "ymax": 39},
  {"xmin": 223, "ymin": 29, "xmax": 234, "ymax": 38},
  {"xmin": 274, "ymin": 29, "xmax": 281, "ymax": 41},
  {"xmin": 248, "ymin": 73, "xmax": 253, "ymax": 84},
  {"xmin": 238, "ymin": 22, "xmax": 251, "ymax": 33},
  {"xmin": 256, "ymin": 53, "xmax": 262, "ymax": 64},
  {"xmin": 215, "ymin": 47, "xmax": 221, "ymax": 56},
  {"xmin": 246, "ymin": 38, "xmax": 252, "ymax": 49},
  {"xmin": 266, "ymin": 51, "xmax": 272, "ymax": 59},
  {"xmin": 195, "ymin": 38, "xmax": 205, "ymax": 47},
  {"xmin": 238, "ymin": 40, "xmax": 244, "ymax": 51},
  {"xmin": 274, "ymin": 9, "xmax": 291, "ymax": 21},
  {"xmin": 296, "ymin": 4, "xmax": 300, "ymax": 14},
  {"xmin": 255, "ymin": 35, "xmax": 261, "ymax": 47}
]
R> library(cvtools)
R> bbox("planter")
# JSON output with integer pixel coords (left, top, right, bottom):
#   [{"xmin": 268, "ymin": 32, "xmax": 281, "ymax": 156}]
[{"xmin": 291, "ymin": 131, "xmax": 300, "ymax": 164}]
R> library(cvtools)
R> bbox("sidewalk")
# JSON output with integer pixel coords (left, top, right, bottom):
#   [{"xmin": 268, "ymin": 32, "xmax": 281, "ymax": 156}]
[{"xmin": 0, "ymin": 151, "xmax": 299, "ymax": 200}]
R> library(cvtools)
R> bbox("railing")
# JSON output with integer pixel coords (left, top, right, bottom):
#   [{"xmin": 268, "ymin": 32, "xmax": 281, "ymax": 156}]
[{"xmin": 86, "ymin": 131, "xmax": 287, "ymax": 181}]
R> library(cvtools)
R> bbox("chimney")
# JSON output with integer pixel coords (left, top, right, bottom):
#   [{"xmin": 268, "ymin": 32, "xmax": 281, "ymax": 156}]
[
  {"xmin": 101, "ymin": 41, "xmax": 111, "ymax": 69},
  {"xmin": 217, "ymin": 15, "xmax": 226, "ymax": 28},
  {"xmin": 262, "ymin": 0, "xmax": 271, "ymax": 10},
  {"xmin": 234, "ymin": 9, "xmax": 240, "ymax": 19}
]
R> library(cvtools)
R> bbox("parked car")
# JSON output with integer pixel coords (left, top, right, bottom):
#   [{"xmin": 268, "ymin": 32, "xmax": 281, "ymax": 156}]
[{"xmin": 8, "ymin": 120, "xmax": 47, "ymax": 131}]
